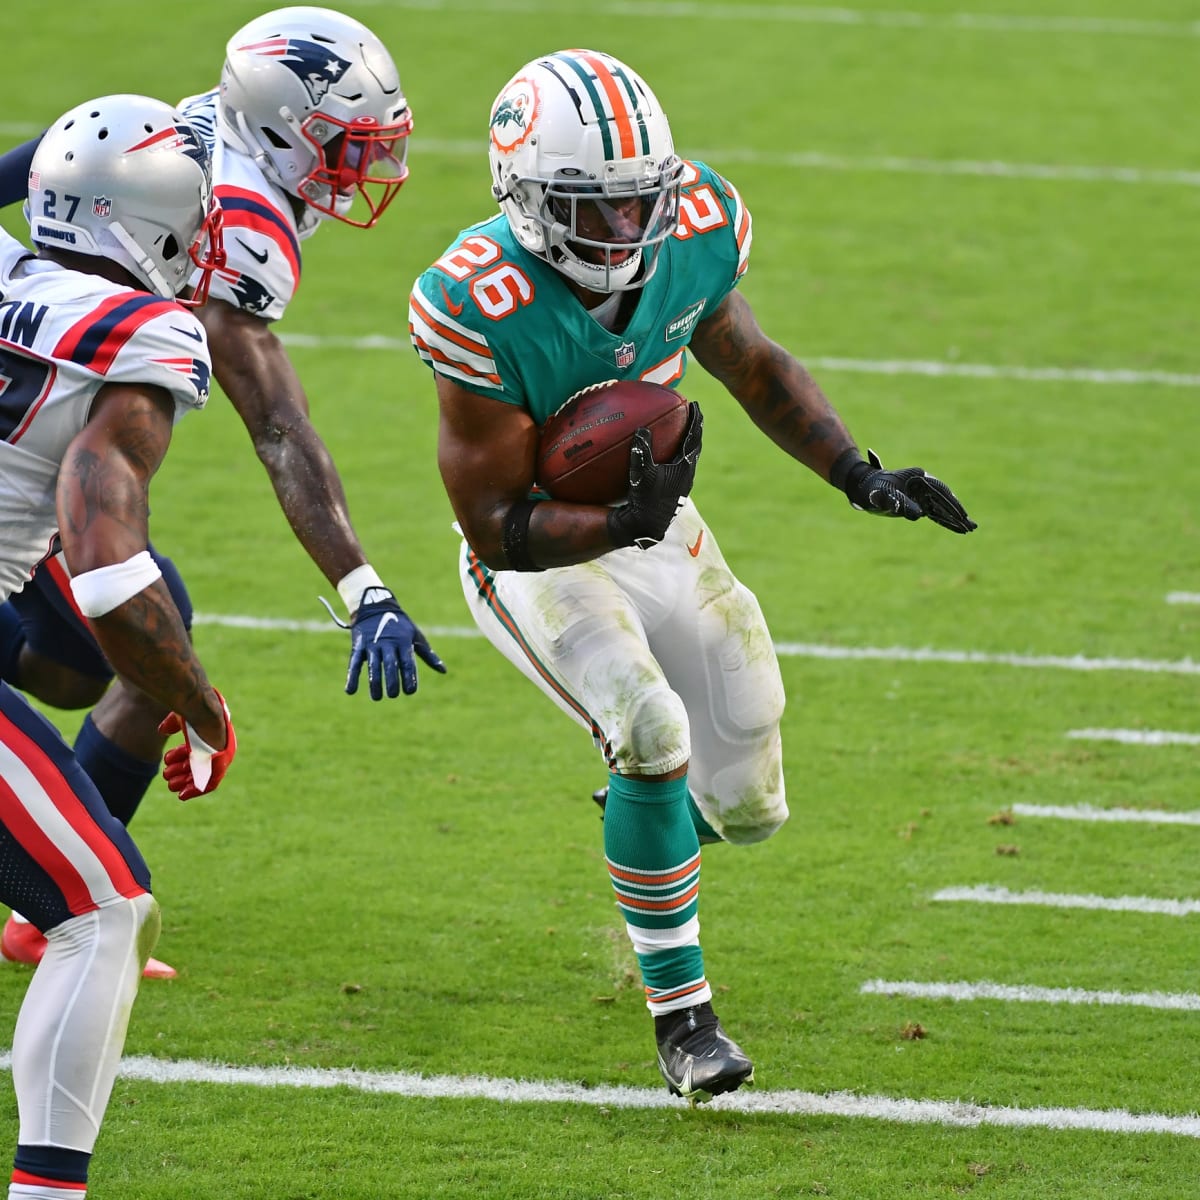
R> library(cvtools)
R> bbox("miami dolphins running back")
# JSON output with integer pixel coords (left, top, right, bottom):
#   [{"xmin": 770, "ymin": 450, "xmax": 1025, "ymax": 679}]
[{"xmin": 410, "ymin": 48, "xmax": 976, "ymax": 1102}]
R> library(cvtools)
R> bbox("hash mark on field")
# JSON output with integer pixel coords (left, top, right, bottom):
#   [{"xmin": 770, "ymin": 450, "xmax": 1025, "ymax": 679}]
[
  {"xmin": 191, "ymin": 616, "xmax": 1200, "ymax": 678},
  {"xmin": 1, "ymin": 1052, "xmax": 1197, "ymax": 1138},
  {"xmin": 1166, "ymin": 592, "xmax": 1200, "ymax": 605},
  {"xmin": 862, "ymin": 978, "xmax": 1200, "ymax": 1011},
  {"xmin": 1013, "ymin": 803, "xmax": 1200, "ymax": 826},
  {"xmin": 1066, "ymin": 728, "xmax": 1200, "ymax": 746},
  {"xmin": 933, "ymin": 884, "xmax": 1200, "ymax": 916}
]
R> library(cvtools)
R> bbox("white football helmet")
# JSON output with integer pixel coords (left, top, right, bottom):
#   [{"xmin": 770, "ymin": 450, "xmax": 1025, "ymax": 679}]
[
  {"xmin": 488, "ymin": 49, "xmax": 683, "ymax": 293},
  {"xmin": 27, "ymin": 94, "xmax": 225, "ymax": 304},
  {"xmin": 218, "ymin": 6, "xmax": 411, "ymax": 227}
]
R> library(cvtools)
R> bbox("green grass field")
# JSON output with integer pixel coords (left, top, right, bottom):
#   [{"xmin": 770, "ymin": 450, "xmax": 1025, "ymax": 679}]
[{"xmin": 4, "ymin": 1, "xmax": 1200, "ymax": 1196}]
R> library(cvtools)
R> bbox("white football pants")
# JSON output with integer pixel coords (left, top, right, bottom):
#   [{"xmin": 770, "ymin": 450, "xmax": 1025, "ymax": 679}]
[
  {"xmin": 12, "ymin": 892, "xmax": 159, "ymax": 1156},
  {"xmin": 459, "ymin": 498, "xmax": 788, "ymax": 844}
]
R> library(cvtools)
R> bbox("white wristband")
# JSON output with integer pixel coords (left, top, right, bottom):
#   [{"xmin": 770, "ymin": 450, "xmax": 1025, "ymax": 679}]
[
  {"xmin": 336, "ymin": 564, "xmax": 385, "ymax": 616},
  {"xmin": 69, "ymin": 551, "xmax": 163, "ymax": 618}
]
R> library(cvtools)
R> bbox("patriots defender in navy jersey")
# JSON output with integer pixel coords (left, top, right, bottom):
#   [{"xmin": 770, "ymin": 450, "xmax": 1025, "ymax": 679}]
[
  {"xmin": 411, "ymin": 49, "xmax": 976, "ymax": 1101},
  {"xmin": 0, "ymin": 94, "xmax": 236, "ymax": 1200},
  {"xmin": 0, "ymin": 7, "xmax": 444, "ymax": 974}
]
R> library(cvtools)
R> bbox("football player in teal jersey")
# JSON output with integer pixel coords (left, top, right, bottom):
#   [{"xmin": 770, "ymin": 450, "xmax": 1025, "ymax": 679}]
[{"xmin": 409, "ymin": 49, "xmax": 975, "ymax": 1102}]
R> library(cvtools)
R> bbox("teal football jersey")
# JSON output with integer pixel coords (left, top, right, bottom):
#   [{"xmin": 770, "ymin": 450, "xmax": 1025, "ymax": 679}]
[{"xmin": 409, "ymin": 161, "xmax": 752, "ymax": 425}]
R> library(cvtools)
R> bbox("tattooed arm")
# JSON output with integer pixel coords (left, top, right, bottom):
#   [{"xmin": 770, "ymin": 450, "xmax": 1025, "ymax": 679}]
[
  {"xmin": 688, "ymin": 290, "xmax": 859, "ymax": 482},
  {"xmin": 55, "ymin": 382, "xmax": 228, "ymax": 748}
]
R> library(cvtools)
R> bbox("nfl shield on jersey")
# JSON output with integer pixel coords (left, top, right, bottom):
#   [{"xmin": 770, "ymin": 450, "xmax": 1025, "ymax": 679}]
[
  {"xmin": 0, "ymin": 228, "xmax": 211, "ymax": 601},
  {"xmin": 409, "ymin": 160, "xmax": 752, "ymax": 425}
]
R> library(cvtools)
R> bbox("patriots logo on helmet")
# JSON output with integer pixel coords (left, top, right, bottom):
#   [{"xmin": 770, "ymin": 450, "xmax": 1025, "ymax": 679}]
[
  {"xmin": 125, "ymin": 124, "xmax": 213, "ymax": 173},
  {"xmin": 239, "ymin": 38, "xmax": 353, "ymax": 106}
]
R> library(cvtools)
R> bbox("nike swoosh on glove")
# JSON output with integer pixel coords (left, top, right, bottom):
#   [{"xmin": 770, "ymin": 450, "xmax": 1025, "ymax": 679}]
[
  {"xmin": 346, "ymin": 587, "xmax": 447, "ymax": 700},
  {"xmin": 158, "ymin": 689, "xmax": 237, "ymax": 801}
]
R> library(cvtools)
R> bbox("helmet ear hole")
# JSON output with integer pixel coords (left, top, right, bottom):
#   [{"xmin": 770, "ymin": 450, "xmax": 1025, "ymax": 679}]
[
  {"xmin": 263, "ymin": 126, "xmax": 290, "ymax": 150},
  {"xmin": 162, "ymin": 235, "xmax": 179, "ymax": 260}
]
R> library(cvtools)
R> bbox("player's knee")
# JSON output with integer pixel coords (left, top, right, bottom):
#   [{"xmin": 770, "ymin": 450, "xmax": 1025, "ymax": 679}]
[
  {"xmin": 616, "ymin": 683, "xmax": 690, "ymax": 776},
  {"xmin": 714, "ymin": 788, "xmax": 789, "ymax": 845},
  {"xmin": 702, "ymin": 748, "xmax": 789, "ymax": 845},
  {"xmin": 48, "ymin": 892, "xmax": 160, "ymax": 966}
]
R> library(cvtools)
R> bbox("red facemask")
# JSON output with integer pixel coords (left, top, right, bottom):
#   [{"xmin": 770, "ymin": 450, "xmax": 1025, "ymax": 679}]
[
  {"xmin": 179, "ymin": 201, "xmax": 227, "ymax": 308},
  {"xmin": 298, "ymin": 109, "xmax": 413, "ymax": 228}
]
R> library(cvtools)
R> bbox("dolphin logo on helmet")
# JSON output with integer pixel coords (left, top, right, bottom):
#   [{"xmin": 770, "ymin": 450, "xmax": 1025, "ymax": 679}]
[{"xmin": 489, "ymin": 78, "xmax": 539, "ymax": 154}]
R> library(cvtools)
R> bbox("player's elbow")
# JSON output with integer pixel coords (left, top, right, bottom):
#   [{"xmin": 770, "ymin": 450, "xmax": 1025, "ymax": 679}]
[{"xmin": 454, "ymin": 509, "xmax": 507, "ymax": 571}]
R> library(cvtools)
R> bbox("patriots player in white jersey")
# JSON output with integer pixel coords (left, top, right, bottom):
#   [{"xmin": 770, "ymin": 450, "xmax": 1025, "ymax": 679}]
[
  {"xmin": 0, "ymin": 93, "xmax": 235, "ymax": 1200},
  {"xmin": 0, "ymin": 6, "xmax": 444, "ymax": 974},
  {"xmin": 410, "ymin": 49, "xmax": 976, "ymax": 1102}
]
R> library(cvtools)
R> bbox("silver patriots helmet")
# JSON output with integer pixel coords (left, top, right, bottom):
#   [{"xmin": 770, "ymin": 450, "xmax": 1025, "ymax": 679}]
[
  {"xmin": 28, "ymin": 93, "xmax": 225, "ymax": 303},
  {"xmin": 218, "ymin": 6, "xmax": 412, "ymax": 227}
]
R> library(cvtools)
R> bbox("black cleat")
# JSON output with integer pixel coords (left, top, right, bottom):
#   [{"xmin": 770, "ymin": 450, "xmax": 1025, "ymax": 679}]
[
  {"xmin": 592, "ymin": 786, "xmax": 608, "ymax": 815},
  {"xmin": 654, "ymin": 1001, "xmax": 754, "ymax": 1103}
]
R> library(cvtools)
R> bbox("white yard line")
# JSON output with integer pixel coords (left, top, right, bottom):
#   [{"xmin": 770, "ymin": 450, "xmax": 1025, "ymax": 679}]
[
  {"xmin": 0, "ymin": 1051, "xmax": 1195, "ymax": 1137},
  {"xmin": 277, "ymin": 333, "xmax": 1200, "ymax": 389},
  {"xmin": 769, "ymin": 644, "xmax": 1200, "ymax": 675},
  {"xmin": 1166, "ymin": 592, "xmax": 1200, "ymax": 604},
  {"xmin": 1012, "ymin": 803, "xmax": 1200, "ymax": 826},
  {"xmin": 189, "ymin": 616, "xmax": 1200, "ymax": 678},
  {"xmin": 861, "ymin": 978, "xmax": 1200, "ymax": 1011},
  {"xmin": 1066, "ymin": 728, "xmax": 1200, "ymax": 746},
  {"xmin": 419, "ymin": 141, "xmax": 1200, "ymax": 190},
  {"xmin": 362, "ymin": 0, "xmax": 1200, "ymax": 40},
  {"xmin": 7, "ymin": 123, "xmax": 1198, "ymax": 191},
  {"xmin": 933, "ymin": 884, "xmax": 1200, "ymax": 917}
]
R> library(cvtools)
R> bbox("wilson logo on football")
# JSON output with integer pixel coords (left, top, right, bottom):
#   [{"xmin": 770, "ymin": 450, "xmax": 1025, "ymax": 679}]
[{"xmin": 490, "ymin": 77, "xmax": 540, "ymax": 154}]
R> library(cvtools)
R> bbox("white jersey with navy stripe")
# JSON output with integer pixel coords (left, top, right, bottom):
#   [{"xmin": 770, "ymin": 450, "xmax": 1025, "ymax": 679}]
[
  {"xmin": 178, "ymin": 89, "xmax": 311, "ymax": 322},
  {"xmin": 0, "ymin": 229, "xmax": 210, "ymax": 601}
]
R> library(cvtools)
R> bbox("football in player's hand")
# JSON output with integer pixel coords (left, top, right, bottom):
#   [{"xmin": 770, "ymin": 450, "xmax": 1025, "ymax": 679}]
[{"xmin": 536, "ymin": 380, "xmax": 690, "ymax": 504}]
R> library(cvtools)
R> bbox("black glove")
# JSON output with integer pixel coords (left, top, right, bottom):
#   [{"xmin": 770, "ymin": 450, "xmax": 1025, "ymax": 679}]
[
  {"xmin": 831, "ymin": 448, "xmax": 977, "ymax": 534},
  {"xmin": 608, "ymin": 402, "xmax": 704, "ymax": 550}
]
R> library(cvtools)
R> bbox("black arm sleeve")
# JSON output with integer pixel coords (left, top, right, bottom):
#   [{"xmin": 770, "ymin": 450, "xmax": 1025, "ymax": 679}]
[{"xmin": 0, "ymin": 135, "xmax": 45, "ymax": 208}]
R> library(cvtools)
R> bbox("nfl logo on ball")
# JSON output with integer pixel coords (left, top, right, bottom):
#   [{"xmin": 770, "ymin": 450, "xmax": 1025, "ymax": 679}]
[
  {"xmin": 614, "ymin": 341, "xmax": 635, "ymax": 368},
  {"xmin": 92, "ymin": 196, "xmax": 112, "ymax": 218}
]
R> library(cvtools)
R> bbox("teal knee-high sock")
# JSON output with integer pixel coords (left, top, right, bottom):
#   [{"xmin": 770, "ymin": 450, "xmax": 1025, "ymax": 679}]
[{"xmin": 603, "ymin": 773, "xmax": 709, "ymax": 1013}]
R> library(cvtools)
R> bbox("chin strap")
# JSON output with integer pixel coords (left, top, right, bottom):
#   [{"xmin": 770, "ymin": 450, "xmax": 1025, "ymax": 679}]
[{"xmin": 107, "ymin": 221, "xmax": 172, "ymax": 298}]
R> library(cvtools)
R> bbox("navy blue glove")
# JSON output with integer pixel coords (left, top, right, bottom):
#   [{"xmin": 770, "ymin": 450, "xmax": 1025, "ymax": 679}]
[{"xmin": 346, "ymin": 587, "xmax": 446, "ymax": 700}]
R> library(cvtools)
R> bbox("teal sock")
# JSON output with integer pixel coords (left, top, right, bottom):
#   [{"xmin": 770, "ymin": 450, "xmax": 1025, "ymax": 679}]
[{"xmin": 603, "ymin": 773, "xmax": 707, "ymax": 1010}]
